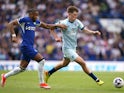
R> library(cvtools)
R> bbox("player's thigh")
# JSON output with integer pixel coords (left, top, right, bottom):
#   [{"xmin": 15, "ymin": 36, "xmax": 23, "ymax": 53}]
[
  {"xmin": 74, "ymin": 56, "xmax": 86, "ymax": 66},
  {"xmin": 21, "ymin": 46, "xmax": 39, "ymax": 61},
  {"xmin": 63, "ymin": 49, "xmax": 78, "ymax": 61},
  {"xmin": 33, "ymin": 53, "xmax": 44, "ymax": 62}
]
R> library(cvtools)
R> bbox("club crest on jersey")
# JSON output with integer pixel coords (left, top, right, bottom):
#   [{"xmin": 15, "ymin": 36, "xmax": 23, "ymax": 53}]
[
  {"xmin": 74, "ymin": 22, "xmax": 78, "ymax": 26},
  {"xmin": 72, "ymin": 28, "xmax": 75, "ymax": 31}
]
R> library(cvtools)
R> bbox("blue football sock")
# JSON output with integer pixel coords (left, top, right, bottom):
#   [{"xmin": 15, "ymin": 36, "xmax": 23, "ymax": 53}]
[
  {"xmin": 48, "ymin": 68, "xmax": 57, "ymax": 75},
  {"xmin": 88, "ymin": 73, "xmax": 98, "ymax": 81}
]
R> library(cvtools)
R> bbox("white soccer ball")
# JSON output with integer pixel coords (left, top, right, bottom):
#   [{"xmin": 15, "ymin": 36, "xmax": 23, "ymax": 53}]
[{"xmin": 113, "ymin": 77, "xmax": 124, "ymax": 88}]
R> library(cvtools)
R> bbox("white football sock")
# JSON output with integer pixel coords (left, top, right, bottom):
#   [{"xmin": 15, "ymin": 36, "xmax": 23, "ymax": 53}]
[
  {"xmin": 37, "ymin": 59, "xmax": 45, "ymax": 84},
  {"xmin": 4, "ymin": 67, "xmax": 25, "ymax": 78}
]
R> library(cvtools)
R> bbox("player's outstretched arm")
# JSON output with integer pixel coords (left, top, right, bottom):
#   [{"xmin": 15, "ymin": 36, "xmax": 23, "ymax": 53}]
[
  {"xmin": 83, "ymin": 27, "xmax": 101, "ymax": 36},
  {"xmin": 50, "ymin": 29, "xmax": 62, "ymax": 42},
  {"xmin": 39, "ymin": 22, "xmax": 66, "ymax": 29},
  {"xmin": 8, "ymin": 19, "xmax": 19, "ymax": 42}
]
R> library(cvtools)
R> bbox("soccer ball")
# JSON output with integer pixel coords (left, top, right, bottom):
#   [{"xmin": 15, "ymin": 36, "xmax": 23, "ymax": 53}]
[{"xmin": 113, "ymin": 77, "xmax": 124, "ymax": 88}]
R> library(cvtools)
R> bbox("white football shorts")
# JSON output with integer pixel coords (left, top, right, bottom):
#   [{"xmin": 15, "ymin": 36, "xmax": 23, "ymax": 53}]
[{"xmin": 62, "ymin": 48, "xmax": 78, "ymax": 61}]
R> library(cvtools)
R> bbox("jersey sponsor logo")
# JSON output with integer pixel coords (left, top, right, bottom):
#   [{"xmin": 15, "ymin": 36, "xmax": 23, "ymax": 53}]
[
  {"xmin": 25, "ymin": 26, "xmax": 35, "ymax": 31},
  {"xmin": 27, "ymin": 22, "xmax": 30, "ymax": 24}
]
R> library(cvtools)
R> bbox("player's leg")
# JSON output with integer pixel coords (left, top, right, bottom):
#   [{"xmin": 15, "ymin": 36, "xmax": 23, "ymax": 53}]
[
  {"xmin": 33, "ymin": 53, "xmax": 50, "ymax": 89},
  {"xmin": 44, "ymin": 58, "xmax": 70, "ymax": 83},
  {"xmin": 74, "ymin": 56, "xmax": 104, "ymax": 86},
  {"xmin": 48, "ymin": 58, "xmax": 70, "ymax": 75},
  {"xmin": 1, "ymin": 60, "xmax": 28, "ymax": 87}
]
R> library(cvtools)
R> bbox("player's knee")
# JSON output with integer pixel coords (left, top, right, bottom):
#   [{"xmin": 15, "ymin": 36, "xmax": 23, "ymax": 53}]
[
  {"xmin": 20, "ymin": 66, "xmax": 26, "ymax": 72},
  {"xmin": 38, "ymin": 58, "xmax": 45, "ymax": 65},
  {"xmin": 62, "ymin": 63, "xmax": 68, "ymax": 67}
]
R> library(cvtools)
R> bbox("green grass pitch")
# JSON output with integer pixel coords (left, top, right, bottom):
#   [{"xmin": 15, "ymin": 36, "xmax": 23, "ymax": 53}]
[{"xmin": 0, "ymin": 71, "xmax": 124, "ymax": 93}]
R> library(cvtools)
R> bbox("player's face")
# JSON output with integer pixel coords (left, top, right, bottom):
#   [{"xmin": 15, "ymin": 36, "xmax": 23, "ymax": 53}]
[
  {"xmin": 68, "ymin": 11, "xmax": 78, "ymax": 22},
  {"xmin": 31, "ymin": 11, "xmax": 39, "ymax": 21}
]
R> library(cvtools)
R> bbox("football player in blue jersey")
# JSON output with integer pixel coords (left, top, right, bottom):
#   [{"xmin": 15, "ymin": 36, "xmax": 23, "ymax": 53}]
[
  {"xmin": 44, "ymin": 6, "xmax": 104, "ymax": 86},
  {"xmin": 1, "ymin": 8, "xmax": 66, "ymax": 89}
]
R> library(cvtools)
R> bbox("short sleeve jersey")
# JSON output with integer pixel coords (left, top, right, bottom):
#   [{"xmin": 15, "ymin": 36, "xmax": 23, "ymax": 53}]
[
  {"xmin": 17, "ymin": 16, "xmax": 41, "ymax": 46},
  {"xmin": 56, "ymin": 18, "xmax": 85, "ymax": 49}
]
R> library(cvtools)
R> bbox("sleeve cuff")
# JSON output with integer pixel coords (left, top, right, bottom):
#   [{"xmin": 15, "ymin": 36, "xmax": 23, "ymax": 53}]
[{"xmin": 81, "ymin": 26, "xmax": 85, "ymax": 30}]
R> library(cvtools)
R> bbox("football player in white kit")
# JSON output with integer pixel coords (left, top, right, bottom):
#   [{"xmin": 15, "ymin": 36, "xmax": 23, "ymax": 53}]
[{"xmin": 45, "ymin": 6, "xmax": 104, "ymax": 86}]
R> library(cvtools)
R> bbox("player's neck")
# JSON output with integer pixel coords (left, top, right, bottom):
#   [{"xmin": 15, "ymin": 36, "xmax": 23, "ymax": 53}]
[
  {"xmin": 68, "ymin": 18, "xmax": 75, "ymax": 23},
  {"xmin": 69, "ymin": 20, "xmax": 74, "ymax": 23},
  {"xmin": 29, "ymin": 16, "xmax": 36, "ymax": 22}
]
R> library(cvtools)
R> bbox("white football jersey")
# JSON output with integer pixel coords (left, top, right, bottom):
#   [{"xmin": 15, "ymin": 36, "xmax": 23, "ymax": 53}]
[{"xmin": 56, "ymin": 18, "xmax": 85, "ymax": 49}]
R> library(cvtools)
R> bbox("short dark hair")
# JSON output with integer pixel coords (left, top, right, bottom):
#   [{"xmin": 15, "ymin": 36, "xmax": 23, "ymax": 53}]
[
  {"xmin": 67, "ymin": 6, "xmax": 79, "ymax": 13},
  {"xmin": 27, "ymin": 8, "xmax": 38, "ymax": 13}
]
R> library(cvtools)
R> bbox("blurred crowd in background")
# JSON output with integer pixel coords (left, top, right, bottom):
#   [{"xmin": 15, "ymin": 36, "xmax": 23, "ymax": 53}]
[{"xmin": 0, "ymin": 0, "xmax": 124, "ymax": 61}]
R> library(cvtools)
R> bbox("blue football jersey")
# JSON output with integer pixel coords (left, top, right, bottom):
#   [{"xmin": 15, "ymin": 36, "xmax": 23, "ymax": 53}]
[{"xmin": 17, "ymin": 16, "xmax": 41, "ymax": 46}]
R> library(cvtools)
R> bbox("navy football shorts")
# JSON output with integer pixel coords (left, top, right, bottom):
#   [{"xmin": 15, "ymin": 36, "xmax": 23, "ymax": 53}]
[{"xmin": 20, "ymin": 46, "xmax": 38, "ymax": 62}]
